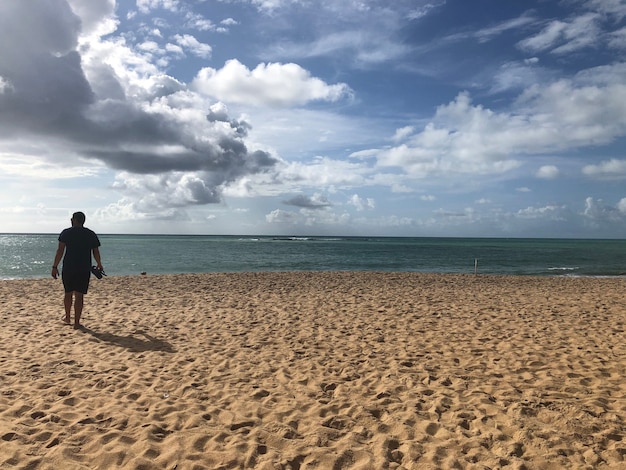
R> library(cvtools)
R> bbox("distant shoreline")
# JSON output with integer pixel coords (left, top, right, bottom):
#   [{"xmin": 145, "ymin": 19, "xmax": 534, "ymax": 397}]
[{"xmin": 2, "ymin": 234, "xmax": 625, "ymax": 279}]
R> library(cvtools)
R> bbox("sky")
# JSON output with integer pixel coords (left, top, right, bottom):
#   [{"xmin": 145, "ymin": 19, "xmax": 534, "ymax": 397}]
[{"xmin": 1, "ymin": 0, "xmax": 625, "ymax": 237}]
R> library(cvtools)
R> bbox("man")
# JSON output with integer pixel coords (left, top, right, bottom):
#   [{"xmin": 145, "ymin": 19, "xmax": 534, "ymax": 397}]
[{"xmin": 52, "ymin": 212, "xmax": 103, "ymax": 329}]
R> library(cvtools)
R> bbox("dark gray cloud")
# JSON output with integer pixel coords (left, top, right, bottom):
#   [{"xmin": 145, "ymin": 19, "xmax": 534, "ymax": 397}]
[
  {"xmin": 0, "ymin": 0, "xmax": 93, "ymax": 136},
  {"xmin": 206, "ymin": 106, "xmax": 252, "ymax": 137},
  {"xmin": 283, "ymin": 194, "xmax": 332, "ymax": 209},
  {"xmin": 0, "ymin": 0, "xmax": 278, "ymax": 205}
]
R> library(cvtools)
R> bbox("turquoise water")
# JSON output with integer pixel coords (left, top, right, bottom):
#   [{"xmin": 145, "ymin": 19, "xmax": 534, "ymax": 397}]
[{"xmin": 1, "ymin": 234, "xmax": 625, "ymax": 279}]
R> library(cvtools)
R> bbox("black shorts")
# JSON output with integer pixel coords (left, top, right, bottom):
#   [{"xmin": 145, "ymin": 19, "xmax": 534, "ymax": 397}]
[{"xmin": 62, "ymin": 270, "xmax": 90, "ymax": 294}]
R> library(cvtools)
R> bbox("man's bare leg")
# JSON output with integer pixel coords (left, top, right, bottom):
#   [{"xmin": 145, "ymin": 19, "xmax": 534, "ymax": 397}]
[
  {"xmin": 63, "ymin": 292, "xmax": 73, "ymax": 324},
  {"xmin": 74, "ymin": 292, "xmax": 84, "ymax": 329}
]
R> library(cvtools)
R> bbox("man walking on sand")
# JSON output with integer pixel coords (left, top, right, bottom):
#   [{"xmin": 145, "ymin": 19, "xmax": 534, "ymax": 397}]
[{"xmin": 52, "ymin": 212, "xmax": 103, "ymax": 329}]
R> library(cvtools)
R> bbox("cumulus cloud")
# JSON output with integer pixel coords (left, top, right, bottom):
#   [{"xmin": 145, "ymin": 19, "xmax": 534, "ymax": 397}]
[
  {"xmin": 490, "ymin": 60, "xmax": 547, "ymax": 94},
  {"xmin": 192, "ymin": 60, "xmax": 352, "ymax": 107},
  {"xmin": 112, "ymin": 172, "xmax": 221, "ymax": 208},
  {"xmin": 517, "ymin": 204, "xmax": 567, "ymax": 220},
  {"xmin": 0, "ymin": 152, "xmax": 101, "ymax": 179},
  {"xmin": 266, "ymin": 208, "xmax": 298, "ymax": 224},
  {"xmin": 537, "ymin": 165, "xmax": 559, "ymax": 179},
  {"xmin": 392, "ymin": 126, "xmax": 415, "ymax": 142},
  {"xmin": 172, "ymin": 34, "xmax": 212, "ymax": 58},
  {"xmin": 583, "ymin": 197, "xmax": 626, "ymax": 225},
  {"xmin": 95, "ymin": 198, "xmax": 190, "ymax": 223},
  {"xmin": 374, "ymin": 93, "xmax": 526, "ymax": 177},
  {"xmin": 137, "ymin": 0, "xmax": 180, "ymax": 15},
  {"xmin": 368, "ymin": 59, "xmax": 626, "ymax": 179},
  {"xmin": 0, "ymin": 0, "xmax": 279, "ymax": 213},
  {"xmin": 280, "ymin": 157, "xmax": 371, "ymax": 190},
  {"xmin": 348, "ymin": 194, "xmax": 375, "ymax": 211},
  {"xmin": 265, "ymin": 206, "xmax": 352, "ymax": 230},
  {"xmin": 283, "ymin": 194, "xmax": 332, "ymax": 209},
  {"xmin": 582, "ymin": 159, "xmax": 626, "ymax": 180},
  {"xmin": 2, "ymin": 0, "xmax": 625, "ymax": 237}
]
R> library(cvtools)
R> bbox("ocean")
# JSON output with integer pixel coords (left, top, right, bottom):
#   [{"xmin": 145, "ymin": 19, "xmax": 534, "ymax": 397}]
[{"xmin": 1, "ymin": 234, "xmax": 625, "ymax": 280}]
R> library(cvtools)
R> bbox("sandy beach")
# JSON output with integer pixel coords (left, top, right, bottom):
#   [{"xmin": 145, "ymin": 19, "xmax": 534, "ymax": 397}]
[{"xmin": 0, "ymin": 272, "xmax": 624, "ymax": 469}]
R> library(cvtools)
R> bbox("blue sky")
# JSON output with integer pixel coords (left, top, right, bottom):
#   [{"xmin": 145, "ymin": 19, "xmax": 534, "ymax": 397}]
[{"xmin": 1, "ymin": 0, "xmax": 625, "ymax": 237}]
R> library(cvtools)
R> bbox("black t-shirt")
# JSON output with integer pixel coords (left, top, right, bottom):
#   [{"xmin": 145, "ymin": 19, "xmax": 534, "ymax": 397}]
[{"xmin": 59, "ymin": 226, "xmax": 101, "ymax": 273}]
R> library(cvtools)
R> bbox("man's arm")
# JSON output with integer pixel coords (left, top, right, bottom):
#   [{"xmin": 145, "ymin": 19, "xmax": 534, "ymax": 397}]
[
  {"xmin": 93, "ymin": 247, "xmax": 103, "ymax": 270},
  {"xmin": 52, "ymin": 242, "xmax": 65, "ymax": 279}
]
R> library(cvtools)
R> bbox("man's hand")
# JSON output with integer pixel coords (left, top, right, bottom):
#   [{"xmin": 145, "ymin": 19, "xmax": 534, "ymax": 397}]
[{"xmin": 52, "ymin": 267, "xmax": 59, "ymax": 279}]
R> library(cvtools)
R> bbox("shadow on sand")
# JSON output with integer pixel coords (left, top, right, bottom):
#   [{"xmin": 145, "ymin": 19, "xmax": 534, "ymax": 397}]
[{"xmin": 79, "ymin": 327, "xmax": 176, "ymax": 353}]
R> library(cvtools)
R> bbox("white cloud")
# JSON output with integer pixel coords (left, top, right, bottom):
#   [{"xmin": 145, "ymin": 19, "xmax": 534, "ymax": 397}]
[
  {"xmin": 575, "ymin": 62, "xmax": 626, "ymax": 86},
  {"xmin": 0, "ymin": 152, "xmax": 102, "ymax": 179},
  {"xmin": 490, "ymin": 61, "xmax": 546, "ymax": 93},
  {"xmin": 269, "ymin": 30, "xmax": 411, "ymax": 66},
  {"xmin": 136, "ymin": 0, "xmax": 180, "ymax": 14},
  {"xmin": 517, "ymin": 13, "xmax": 600, "ymax": 54},
  {"xmin": 474, "ymin": 13, "xmax": 537, "ymax": 43},
  {"xmin": 67, "ymin": 0, "xmax": 116, "ymax": 37},
  {"xmin": 374, "ymin": 94, "xmax": 527, "ymax": 177},
  {"xmin": 1, "ymin": 0, "xmax": 625, "ymax": 237},
  {"xmin": 138, "ymin": 40, "xmax": 161, "ymax": 54},
  {"xmin": 392, "ymin": 126, "xmax": 415, "ymax": 142},
  {"xmin": 265, "ymin": 206, "xmax": 352, "ymax": 230},
  {"xmin": 266, "ymin": 208, "xmax": 299, "ymax": 224},
  {"xmin": 582, "ymin": 159, "xmax": 626, "ymax": 180},
  {"xmin": 519, "ymin": 81, "xmax": 626, "ymax": 147},
  {"xmin": 348, "ymin": 194, "xmax": 375, "ymax": 211},
  {"xmin": 407, "ymin": 2, "xmax": 445, "ymax": 21},
  {"xmin": 192, "ymin": 60, "xmax": 352, "ymax": 107},
  {"xmin": 0, "ymin": 76, "xmax": 13, "ymax": 93},
  {"xmin": 516, "ymin": 0, "xmax": 626, "ymax": 57},
  {"xmin": 184, "ymin": 12, "xmax": 216, "ymax": 31},
  {"xmin": 517, "ymin": 204, "xmax": 567, "ymax": 221},
  {"xmin": 583, "ymin": 196, "xmax": 626, "ymax": 224},
  {"xmin": 279, "ymin": 157, "xmax": 371, "ymax": 190},
  {"xmin": 585, "ymin": 0, "xmax": 626, "ymax": 19},
  {"xmin": 112, "ymin": 172, "xmax": 222, "ymax": 211},
  {"xmin": 0, "ymin": 0, "xmax": 282, "ymax": 222},
  {"xmin": 173, "ymin": 34, "xmax": 212, "ymax": 58},
  {"xmin": 536, "ymin": 165, "xmax": 559, "ymax": 179},
  {"xmin": 256, "ymin": 1, "xmax": 434, "ymax": 66},
  {"xmin": 608, "ymin": 26, "xmax": 626, "ymax": 49},
  {"xmin": 250, "ymin": 0, "xmax": 292, "ymax": 12},
  {"xmin": 368, "ymin": 60, "xmax": 626, "ymax": 180}
]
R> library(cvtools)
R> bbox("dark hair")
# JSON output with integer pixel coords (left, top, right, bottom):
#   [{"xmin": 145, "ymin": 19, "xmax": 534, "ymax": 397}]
[{"xmin": 72, "ymin": 211, "xmax": 86, "ymax": 224}]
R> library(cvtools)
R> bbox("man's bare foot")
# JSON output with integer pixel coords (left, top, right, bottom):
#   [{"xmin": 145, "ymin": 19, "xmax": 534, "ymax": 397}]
[
  {"xmin": 73, "ymin": 323, "xmax": 81, "ymax": 330},
  {"xmin": 62, "ymin": 316, "xmax": 71, "ymax": 325}
]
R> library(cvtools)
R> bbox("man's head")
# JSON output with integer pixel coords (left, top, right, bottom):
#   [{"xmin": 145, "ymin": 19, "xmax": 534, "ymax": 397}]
[{"xmin": 72, "ymin": 211, "xmax": 86, "ymax": 226}]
